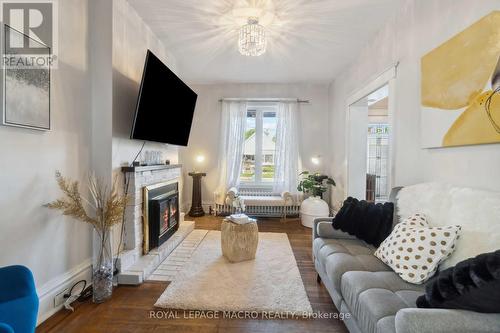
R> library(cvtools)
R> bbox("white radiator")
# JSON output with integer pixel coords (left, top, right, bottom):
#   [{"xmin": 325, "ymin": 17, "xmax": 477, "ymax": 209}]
[{"xmin": 214, "ymin": 188, "xmax": 301, "ymax": 218}]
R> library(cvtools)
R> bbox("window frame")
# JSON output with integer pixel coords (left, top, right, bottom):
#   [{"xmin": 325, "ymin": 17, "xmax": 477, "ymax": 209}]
[{"xmin": 240, "ymin": 102, "xmax": 278, "ymax": 188}]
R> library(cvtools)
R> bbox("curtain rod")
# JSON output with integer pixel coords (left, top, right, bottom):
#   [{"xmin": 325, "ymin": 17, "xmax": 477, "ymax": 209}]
[{"xmin": 218, "ymin": 98, "xmax": 310, "ymax": 104}]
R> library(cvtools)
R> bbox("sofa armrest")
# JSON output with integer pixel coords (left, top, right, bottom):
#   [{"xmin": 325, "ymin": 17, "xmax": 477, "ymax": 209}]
[
  {"xmin": 0, "ymin": 323, "xmax": 14, "ymax": 333},
  {"xmin": 313, "ymin": 217, "xmax": 332, "ymax": 239},
  {"xmin": 395, "ymin": 308, "xmax": 500, "ymax": 333},
  {"xmin": 0, "ymin": 265, "xmax": 36, "ymax": 302},
  {"xmin": 313, "ymin": 218, "xmax": 357, "ymax": 240}
]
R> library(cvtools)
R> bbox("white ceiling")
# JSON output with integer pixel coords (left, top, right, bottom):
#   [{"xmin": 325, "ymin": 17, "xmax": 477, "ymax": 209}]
[{"xmin": 128, "ymin": 0, "xmax": 399, "ymax": 83}]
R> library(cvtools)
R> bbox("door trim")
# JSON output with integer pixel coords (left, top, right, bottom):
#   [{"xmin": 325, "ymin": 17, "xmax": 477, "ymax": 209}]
[{"xmin": 345, "ymin": 65, "xmax": 398, "ymax": 199}]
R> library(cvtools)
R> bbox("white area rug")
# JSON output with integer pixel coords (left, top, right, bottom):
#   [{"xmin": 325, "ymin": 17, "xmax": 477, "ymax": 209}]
[{"xmin": 155, "ymin": 231, "xmax": 313, "ymax": 314}]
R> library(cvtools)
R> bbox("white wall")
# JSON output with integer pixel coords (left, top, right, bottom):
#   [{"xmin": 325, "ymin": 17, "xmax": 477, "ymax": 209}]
[
  {"xmin": 347, "ymin": 105, "xmax": 369, "ymax": 199},
  {"xmin": 112, "ymin": 0, "xmax": 179, "ymax": 175},
  {"xmin": 179, "ymin": 83, "xmax": 330, "ymax": 209},
  {"xmin": 0, "ymin": 0, "xmax": 182, "ymax": 324},
  {"xmin": 328, "ymin": 0, "xmax": 500, "ymax": 204},
  {"xmin": 0, "ymin": 0, "xmax": 93, "ymax": 323},
  {"xmin": 111, "ymin": 0, "xmax": 181, "ymax": 252}
]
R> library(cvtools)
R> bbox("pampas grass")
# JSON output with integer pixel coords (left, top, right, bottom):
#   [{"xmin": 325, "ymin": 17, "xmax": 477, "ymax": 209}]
[{"xmin": 46, "ymin": 171, "xmax": 128, "ymax": 268}]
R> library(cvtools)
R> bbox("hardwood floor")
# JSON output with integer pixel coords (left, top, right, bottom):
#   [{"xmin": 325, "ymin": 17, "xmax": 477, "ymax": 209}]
[{"xmin": 37, "ymin": 216, "xmax": 348, "ymax": 333}]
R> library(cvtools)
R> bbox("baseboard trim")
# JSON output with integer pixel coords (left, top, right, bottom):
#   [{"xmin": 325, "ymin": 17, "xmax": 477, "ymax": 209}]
[
  {"xmin": 182, "ymin": 201, "xmax": 214, "ymax": 214},
  {"xmin": 36, "ymin": 258, "xmax": 93, "ymax": 325}
]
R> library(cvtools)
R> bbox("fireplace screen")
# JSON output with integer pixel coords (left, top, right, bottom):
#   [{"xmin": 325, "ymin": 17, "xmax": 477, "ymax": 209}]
[
  {"xmin": 145, "ymin": 182, "xmax": 179, "ymax": 252},
  {"xmin": 157, "ymin": 195, "xmax": 178, "ymax": 237},
  {"xmin": 160, "ymin": 200, "xmax": 169, "ymax": 236}
]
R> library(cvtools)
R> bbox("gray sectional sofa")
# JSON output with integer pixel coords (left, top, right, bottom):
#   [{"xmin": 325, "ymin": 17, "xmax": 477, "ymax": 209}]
[{"xmin": 313, "ymin": 186, "xmax": 500, "ymax": 333}]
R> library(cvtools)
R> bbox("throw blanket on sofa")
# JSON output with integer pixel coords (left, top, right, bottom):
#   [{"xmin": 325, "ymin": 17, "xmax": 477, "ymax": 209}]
[{"xmin": 332, "ymin": 197, "xmax": 394, "ymax": 247}]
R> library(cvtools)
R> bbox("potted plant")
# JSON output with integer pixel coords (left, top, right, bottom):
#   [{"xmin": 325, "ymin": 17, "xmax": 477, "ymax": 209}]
[
  {"xmin": 46, "ymin": 171, "xmax": 128, "ymax": 303},
  {"xmin": 297, "ymin": 171, "xmax": 336, "ymax": 228}
]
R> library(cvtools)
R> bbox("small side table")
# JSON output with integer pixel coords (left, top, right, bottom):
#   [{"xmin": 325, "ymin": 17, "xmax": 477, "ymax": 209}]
[
  {"xmin": 221, "ymin": 219, "xmax": 259, "ymax": 263},
  {"xmin": 188, "ymin": 172, "xmax": 206, "ymax": 217}
]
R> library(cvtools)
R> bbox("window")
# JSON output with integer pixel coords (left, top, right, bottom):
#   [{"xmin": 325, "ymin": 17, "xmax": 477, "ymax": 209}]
[
  {"xmin": 366, "ymin": 123, "xmax": 390, "ymax": 202},
  {"xmin": 240, "ymin": 105, "xmax": 277, "ymax": 184}
]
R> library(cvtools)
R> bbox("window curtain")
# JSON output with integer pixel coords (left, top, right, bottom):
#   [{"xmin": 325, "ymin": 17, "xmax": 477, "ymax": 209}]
[
  {"xmin": 273, "ymin": 102, "xmax": 301, "ymax": 194},
  {"xmin": 215, "ymin": 101, "xmax": 247, "ymax": 204}
]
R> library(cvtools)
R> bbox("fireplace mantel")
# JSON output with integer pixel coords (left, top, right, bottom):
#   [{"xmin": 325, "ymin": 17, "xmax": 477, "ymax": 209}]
[
  {"xmin": 121, "ymin": 164, "xmax": 182, "ymax": 173},
  {"xmin": 117, "ymin": 163, "xmax": 193, "ymax": 285}
]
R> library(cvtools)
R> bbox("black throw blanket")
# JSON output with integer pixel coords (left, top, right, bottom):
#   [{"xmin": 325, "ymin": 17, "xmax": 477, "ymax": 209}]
[
  {"xmin": 417, "ymin": 250, "xmax": 500, "ymax": 313},
  {"xmin": 332, "ymin": 197, "xmax": 394, "ymax": 247}
]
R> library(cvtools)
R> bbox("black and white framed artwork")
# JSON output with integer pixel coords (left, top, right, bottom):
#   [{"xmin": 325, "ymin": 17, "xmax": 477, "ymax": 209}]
[{"xmin": 2, "ymin": 25, "xmax": 51, "ymax": 130}]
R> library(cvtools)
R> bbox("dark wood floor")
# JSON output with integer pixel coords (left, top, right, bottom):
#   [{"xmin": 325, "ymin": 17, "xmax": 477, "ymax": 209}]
[{"xmin": 38, "ymin": 216, "xmax": 348, "ymax": 333}]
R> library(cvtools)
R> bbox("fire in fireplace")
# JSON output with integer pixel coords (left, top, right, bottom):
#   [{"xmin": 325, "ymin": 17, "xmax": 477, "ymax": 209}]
[{"xmin": 143, "ymin": 182, "xmax": 179, "ymax": 253}]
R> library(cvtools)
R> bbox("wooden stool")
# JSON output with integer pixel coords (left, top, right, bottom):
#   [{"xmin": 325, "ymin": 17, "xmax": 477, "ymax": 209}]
[{"xmin": 221, "ymin": 219, "xmax": 259, "ymax": 263}]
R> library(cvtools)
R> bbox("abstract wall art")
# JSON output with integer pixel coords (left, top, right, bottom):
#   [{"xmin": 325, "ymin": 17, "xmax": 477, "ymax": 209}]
[
  {"xmin": 2, "ymin": 25, "xmax": 51, "ymax": 131},
  {"xmin": 421, "ymin": 11, "xmax": 500, "ymax": 148}
]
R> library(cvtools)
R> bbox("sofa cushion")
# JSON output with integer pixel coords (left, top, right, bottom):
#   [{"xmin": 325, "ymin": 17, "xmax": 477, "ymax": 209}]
[
  {"xmin": 313, "ymin": 237, "xmax": 374, "ymax": 260},
  {"xmin": 341, "ymin": 271, "xmax": 424, "ymax": 333},
  {"xmin": 313, "ymin": 238, "xmax": 390, "ymax": 292},
  {"xmin": 374, "ymin": 213, "xmax": 461, "ymax": 284},
  {"xmin": 316, "ymin": 222, "xmax": 357, "ymax": 239},
  {"xmin": 239, "ymin": 195, "xmax": 285, "ymax": 206}
]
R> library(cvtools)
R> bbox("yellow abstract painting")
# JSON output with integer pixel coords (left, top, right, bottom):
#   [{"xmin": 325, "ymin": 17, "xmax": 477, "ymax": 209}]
[{"xmin": 421, "ymin": 11, "xmax": 500, "ymax": 148}]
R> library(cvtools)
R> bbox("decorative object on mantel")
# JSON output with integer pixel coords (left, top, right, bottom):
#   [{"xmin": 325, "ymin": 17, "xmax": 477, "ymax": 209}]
[
  {"xmin": 143, "ymin": 150, "xmax": 163, "ymax": 165},
  {"xmin": 188, "ymin": 172, "xmax": 206, "ymax": 217},
  {"xmin": 297, "ymin": 171, "xmax": 336, "ymax": 228},
  {"xmin": 45, "ymin": 172, "xmax": 128, "ymax": 303},
  {"xmin": 2, "ymin": 25, "xmax": 51, "ymax": 131}
]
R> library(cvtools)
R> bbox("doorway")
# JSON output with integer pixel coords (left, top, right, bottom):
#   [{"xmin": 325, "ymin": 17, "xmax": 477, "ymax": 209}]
[{"xmin": 346, "ymin": 67, "xmax": 396, "ymax": 202}]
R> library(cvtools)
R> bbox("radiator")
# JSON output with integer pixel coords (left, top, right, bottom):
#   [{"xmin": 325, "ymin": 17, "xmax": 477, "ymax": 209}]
[{"xmin": 214, "ymin": 188, "xmax": 301, "ymax": 218}]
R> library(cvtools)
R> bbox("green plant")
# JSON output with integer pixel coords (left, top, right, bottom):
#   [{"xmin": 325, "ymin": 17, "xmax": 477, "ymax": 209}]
[
  {"xmin": 244, "ymin": 128, "xmax": 256, "ymax": 140},
  {"xmin": 297, "ymin": 171, "xmax": 336, "ymax": 197}
]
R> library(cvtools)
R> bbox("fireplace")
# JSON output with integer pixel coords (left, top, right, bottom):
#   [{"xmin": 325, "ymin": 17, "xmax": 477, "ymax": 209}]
[{"xmin": 143, "ymin": 182, "xmax": 179, "ymax": 253}]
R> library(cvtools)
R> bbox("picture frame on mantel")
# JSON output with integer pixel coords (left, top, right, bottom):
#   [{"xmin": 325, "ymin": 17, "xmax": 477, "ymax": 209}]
[{"xmin": 1, "ymin": 25, "xmax": 51, "ymax": 131}]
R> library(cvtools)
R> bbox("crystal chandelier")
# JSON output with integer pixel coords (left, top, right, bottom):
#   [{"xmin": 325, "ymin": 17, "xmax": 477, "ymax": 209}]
[{"xmin": 238, "ymin": 17, "xmax": 267, "ymax": 56}]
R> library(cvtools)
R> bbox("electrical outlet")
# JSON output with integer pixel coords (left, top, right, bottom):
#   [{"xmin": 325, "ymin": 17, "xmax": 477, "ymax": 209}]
[{"xmin": 54, "ymin": 288, "xmax": 69, "ymax": 308}]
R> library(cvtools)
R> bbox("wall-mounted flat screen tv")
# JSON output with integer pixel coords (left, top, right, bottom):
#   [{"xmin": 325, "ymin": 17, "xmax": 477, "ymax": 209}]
[{"xmin": 130, "ymin": 50, "xmax": 197, "ymax": 146}]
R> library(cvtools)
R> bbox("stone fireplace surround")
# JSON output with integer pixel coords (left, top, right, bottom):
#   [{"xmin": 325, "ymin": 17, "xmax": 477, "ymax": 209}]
[{"xmin": 116, "ymin": 164, "xmax": 194, "ymax": 285}]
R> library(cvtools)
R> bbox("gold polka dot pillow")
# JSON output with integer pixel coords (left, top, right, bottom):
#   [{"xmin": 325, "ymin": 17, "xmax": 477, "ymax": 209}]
[{"xmin": 374, "ymin": 214, "xmax": 461, "ymax": 284}]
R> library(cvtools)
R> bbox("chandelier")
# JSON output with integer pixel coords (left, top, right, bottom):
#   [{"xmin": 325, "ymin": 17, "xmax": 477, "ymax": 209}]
[{"xmin": 238, "ymin": 17, "xmax": 267, "ymax": 56}]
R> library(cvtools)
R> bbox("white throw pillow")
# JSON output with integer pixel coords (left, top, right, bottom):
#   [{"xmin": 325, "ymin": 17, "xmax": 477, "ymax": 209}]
[{"xmin": 374, "ymin": 214, "xmax": 461, "ymax": 284}]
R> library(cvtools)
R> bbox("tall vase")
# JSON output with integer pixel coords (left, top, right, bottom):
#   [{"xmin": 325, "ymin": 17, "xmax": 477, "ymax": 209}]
[
  {"xmin": 92, "ymin": 229, "xmax": 113, "ymax": 303},
  {"xmin": 300, "ymin": 196, "xmax": 330, "ymax": 228}
]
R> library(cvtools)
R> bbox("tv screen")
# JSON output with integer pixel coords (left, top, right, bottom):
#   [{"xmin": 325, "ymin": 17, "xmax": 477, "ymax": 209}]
[{"xmin": 131, "ymin": 50, "xmax": 197, "ymax": 146}]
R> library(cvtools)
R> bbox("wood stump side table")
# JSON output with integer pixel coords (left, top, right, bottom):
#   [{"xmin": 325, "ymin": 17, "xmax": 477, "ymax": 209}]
[
  {"xmin": 188, "ymin": 172, "xmax": 206, "ymax": 217},
  {"xmin": 221, "ymin": 219, "xmax": 259, "ymax": 263}
]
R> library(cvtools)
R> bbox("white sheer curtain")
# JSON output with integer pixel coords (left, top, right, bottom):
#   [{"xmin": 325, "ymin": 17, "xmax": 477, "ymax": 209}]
[
  {"xmin": 215, "ymin": 101, "xmax": 247, "ymax": 204},
  {"xmin": 273, "ymin": 102, "xmax": 301, "ymax": 193}
]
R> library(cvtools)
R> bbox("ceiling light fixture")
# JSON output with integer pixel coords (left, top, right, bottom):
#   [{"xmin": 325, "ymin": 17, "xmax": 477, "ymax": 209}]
[{"xmin": 238, "ymin": 17, "xmax": 266, "ymax": 57}]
